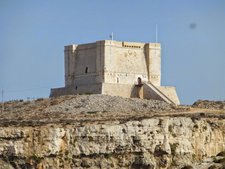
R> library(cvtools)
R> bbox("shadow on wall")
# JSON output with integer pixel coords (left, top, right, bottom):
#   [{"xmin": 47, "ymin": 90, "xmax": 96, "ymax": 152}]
[{"xmin": 130, "ymin": 85, "xmax": 143, "ymax": 98}]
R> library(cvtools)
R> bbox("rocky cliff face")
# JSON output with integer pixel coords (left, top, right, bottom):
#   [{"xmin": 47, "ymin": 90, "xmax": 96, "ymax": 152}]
[
  {"xmin": 1, "ymin": 116, "xmax": 225, "ymax": 169},
  {"xmin": 0, "ymin": 95, "xmax": 225, "ymax": 169}
]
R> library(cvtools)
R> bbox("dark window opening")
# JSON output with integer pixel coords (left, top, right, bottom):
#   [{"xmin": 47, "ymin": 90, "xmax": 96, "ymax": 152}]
[
  {"xmin": 85, "ymin": 67, "xmax": 88, "ymax": 74},
  {"xmin": 75, "ymin": 86, "xmax": 77, "ymax": 90},
  {"xmin": 117, "ymin": 77, "xmax": 119, "ymax": 83}
]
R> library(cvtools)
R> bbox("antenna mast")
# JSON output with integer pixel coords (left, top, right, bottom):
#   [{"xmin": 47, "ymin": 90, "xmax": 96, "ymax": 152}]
[
  {"xmin": 110, "ymin": 32, "xmax": 114, "ymax": 41},
  {"xmin": 1, "ymin": 89, "xmax": 4, "ymax": 113}
]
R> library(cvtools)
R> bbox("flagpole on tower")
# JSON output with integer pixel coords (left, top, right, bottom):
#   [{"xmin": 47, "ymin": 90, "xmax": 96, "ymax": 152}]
[{"xmin": 155, "ymin": 24, "xmax": 158, "ymax": 43}]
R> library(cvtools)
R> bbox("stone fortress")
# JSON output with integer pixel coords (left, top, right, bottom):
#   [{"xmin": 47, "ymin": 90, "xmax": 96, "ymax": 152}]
[{"xmin": 50, "ymin": 40, "xmax": 180, "ymax": 105}]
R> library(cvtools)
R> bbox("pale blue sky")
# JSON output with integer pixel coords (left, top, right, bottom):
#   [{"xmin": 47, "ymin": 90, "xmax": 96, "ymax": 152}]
[{"xmin": 0, "ymin": 0, "xmax": 225, "ymax": 104}]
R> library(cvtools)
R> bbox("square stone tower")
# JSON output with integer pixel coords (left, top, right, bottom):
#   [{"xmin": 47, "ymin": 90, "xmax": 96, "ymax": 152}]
[{"xmin": 50, "ymin": 40, "xmax": 180, "ymax": 105}]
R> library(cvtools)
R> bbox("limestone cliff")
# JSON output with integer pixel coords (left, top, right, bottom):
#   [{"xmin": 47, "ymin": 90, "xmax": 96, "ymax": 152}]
[{"xmin": 0, "ymin": 95, "xmax": 225, "ymax": 169}]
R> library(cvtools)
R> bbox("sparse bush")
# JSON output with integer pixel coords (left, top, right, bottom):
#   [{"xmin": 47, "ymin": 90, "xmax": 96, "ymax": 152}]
[
  {"xmin": 142, "ymin": 103, "xmax": 147, "ymax": 108},
  {"xmin": 203, "ymin": 126, "xmax": 208, "ymax": 130},
  {"xmin": 169, "ymin": 125, "xmax": 173, "ymax": 132},
  {"xmin": 50, "ymin": 100, "xmax": 59, "ymax": 105},
  {"xmin": 200, "ymin": 112, "xmax": 205, "ymax": 116},
  {"xmin": 208, "ymin": 165, "xmax": 218, "ymax": 169},
  {"xmin": 170, "ymin": 158, "xmax": 178, "ymax": 167},
  {"xmin": 86, "ymin": 111, "xmax": 98, "ymax": 114},
  {"xmin": 193, "ymin": 124, "xmax": 199, "ymax": 129},
  {"xmin": 181, "ymin": 165, "xmax": 193, "ymax": 169},
  {"xmin": 158, "ymin": 119, "xmax": 163, "ymax": 126},
  {"xmin": 192, "ymin": 154, "xmax": 196, "ymax": 160},
  {"xmin": 35, "ymin": 98, "xmax": 44, "ymax": 102},
  {"xmin": 154, "ymin": 145, "xmax": 168, "ymax": 157},
  {"xmin": 217, "ymin": 151, "xmax": 225, "ymax": 157},
  {"xmin": 170, "ymin": 143, "xmax": 179, "ymax": 156},
  {"xmin": 214, "ymin": 157, "xmax": 225, "ymax": 164},
  {"xmin": 29, "ymin": 154, "xmax": 42, "ymax": 164}
]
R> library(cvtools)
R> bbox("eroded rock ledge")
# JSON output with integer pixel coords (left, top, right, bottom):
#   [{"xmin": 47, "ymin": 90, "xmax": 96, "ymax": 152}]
[{"xmin": 1, "ymin": 116, "xmax": 225, "ymax": 169}]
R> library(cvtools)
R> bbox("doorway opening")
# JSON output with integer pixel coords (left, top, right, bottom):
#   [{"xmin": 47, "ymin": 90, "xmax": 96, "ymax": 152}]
[{"xmin": 137, "ymin": 77, "xmax": 142, "ymax": 85}]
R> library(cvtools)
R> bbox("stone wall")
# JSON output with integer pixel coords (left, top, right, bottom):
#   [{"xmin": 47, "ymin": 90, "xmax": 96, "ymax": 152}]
[
  {"xmin": 102, "ymin": 83, "xmax": 138, "ymax": 98},
  {"xmin": 146, "ymin": 43, "xmax": 161, "ymax": 86},
  {"xmin": 103, "ymin": 41, "xmax": 161, "ymax": 86},
  {"xmin": 104, "ymin": 41, "xmax": 148, "ymax": 84},
  {"xmin": 50, "ymin": 83, "xmax": 102, "ymax": 97},
  {"xmin": 64, "ymin": 40, "xmax": 161, "ymax": 87},
  {"xmin": 64, "ymin": 42, "xmax": 104, "ymax": 88}
]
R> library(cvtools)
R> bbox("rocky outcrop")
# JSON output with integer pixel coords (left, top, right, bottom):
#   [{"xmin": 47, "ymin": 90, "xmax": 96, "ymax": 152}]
[
  {"xmin": 192, "ymin": 100, "xmax": 225, "ymax": 110},
  {"xmin": 0, "ymin": 116, "xmax": 225, "ymax": 169}
]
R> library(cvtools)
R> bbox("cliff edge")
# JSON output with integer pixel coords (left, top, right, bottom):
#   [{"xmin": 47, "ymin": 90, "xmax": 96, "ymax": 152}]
[{"xmin": 0, "ymin": 95, "xmax": 225, "ymax": 169}]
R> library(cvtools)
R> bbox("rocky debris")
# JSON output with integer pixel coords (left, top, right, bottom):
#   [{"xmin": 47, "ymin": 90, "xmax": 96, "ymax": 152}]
[
  {"xmin": 192, "ymin": 100, "xmax": 225, "ymax": 110},
  {"xmin": 2, "ymin": 94, "xmax": 173, "ymax": 114},
  {"xmin": 45, "ymin": 94, "xmax": 173, "ymax": 114},
  {"xmin": 0, "ymin": 94, "xmax": 180, "ymax": 126},
  {"xmin": 0, "ymin": 95, "xmax": 224, "ymax": 127}
]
